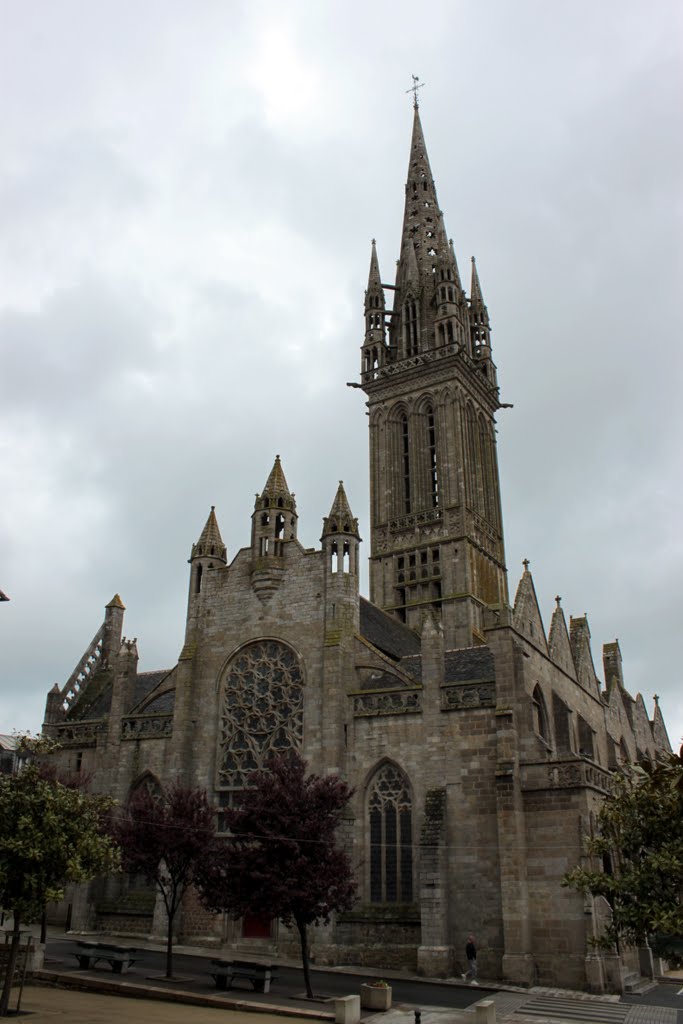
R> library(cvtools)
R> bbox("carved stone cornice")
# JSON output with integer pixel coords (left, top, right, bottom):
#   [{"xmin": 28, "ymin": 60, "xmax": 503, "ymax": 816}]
[
  {"xmin": 121, "ymin": 714, "xmax": 173, "ymax": 740},
  {"xmin": 352, "ymin": 689, "xmax": 422, "ymax": 717},
  {"xmin": 520, "ymin": 758, "xmax": 613, "ymax": 794},
  {"xmin": 55, "ymin": 720, "xmax": 106, "ymax": 748},
  {"xmin": 440, "ymin": 681, "xmax": 496, "ymax": 711}
]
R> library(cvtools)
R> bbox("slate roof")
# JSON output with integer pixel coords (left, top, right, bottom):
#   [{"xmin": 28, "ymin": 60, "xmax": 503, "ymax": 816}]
[
  {"xmin": 444, "ymin": 646, "xmax": 496, "ymax": 683},
  {"xmin": 130, "ymin": 670, "xmax": 173, "ymax": 711},
  {"xmin": 140, "ymin": 689, "xmax": 175, "ymax": 714},
  {"xmin": 360, "ymin": 597, "xmax": 421, "ymax": 660}
]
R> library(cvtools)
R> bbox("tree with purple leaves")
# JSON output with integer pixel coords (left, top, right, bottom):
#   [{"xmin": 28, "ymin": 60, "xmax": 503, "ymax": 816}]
[
  {"xmin": 198, "ymin": 752, "xmax": 357, "ymax": 998},
  {"xmin": 113, "ymin": 784, "xmax": 218, "ymax": 979}
]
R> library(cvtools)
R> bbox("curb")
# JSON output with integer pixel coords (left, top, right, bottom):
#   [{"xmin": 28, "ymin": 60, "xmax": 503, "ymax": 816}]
[{"xmin": 34, "ymin": 969, "xmax": 335, "ymax": 1020}]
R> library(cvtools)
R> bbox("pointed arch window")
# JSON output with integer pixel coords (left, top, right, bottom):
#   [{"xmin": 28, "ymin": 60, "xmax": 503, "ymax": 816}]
[
  {"xmin": 368, "ymin": 763, "xmax": 413, "ymax": 903},
  {"xmin": 531, "ymin": 685, "xmax": 550, "ymax": 744},
  {"xmin": 127, "ymin": 772, "xmax": 163, "ymax": 806},
  {"xmin": 426, "ymin": 405, "xmax": 438, "ymax": 507},
  {"xmin": 404, "ymin": 301, "xmax": 418, "ymax": 357},
  {"xmin": 401, "ymin": 414, "xmax": 411, "ymax": 514}
]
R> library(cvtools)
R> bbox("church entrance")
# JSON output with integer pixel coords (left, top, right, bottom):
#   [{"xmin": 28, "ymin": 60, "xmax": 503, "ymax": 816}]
[{"xmin": 242, "ymin": 913, "xmax": 272, "ymax": 939}]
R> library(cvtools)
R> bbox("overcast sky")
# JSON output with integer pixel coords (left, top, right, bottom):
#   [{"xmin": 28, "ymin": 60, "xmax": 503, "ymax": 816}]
[{"xmin": 1, "ymin": 0, "xmax": 681, "ymax": 750}]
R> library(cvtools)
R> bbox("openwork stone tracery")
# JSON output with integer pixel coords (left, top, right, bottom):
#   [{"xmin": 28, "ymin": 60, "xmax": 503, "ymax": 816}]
[
  {"xmin": 217, "ymin": 639, "xmax": 304, "ymax": 792},
  {"xmin": 368, "ymin": 762, "xmax": 413, "ymax": 903}
]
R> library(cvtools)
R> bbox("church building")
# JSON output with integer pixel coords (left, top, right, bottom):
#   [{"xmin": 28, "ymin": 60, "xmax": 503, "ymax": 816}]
[{"xmin": 43, "ymin": 102, "xmax": 672, "ymax": 992}]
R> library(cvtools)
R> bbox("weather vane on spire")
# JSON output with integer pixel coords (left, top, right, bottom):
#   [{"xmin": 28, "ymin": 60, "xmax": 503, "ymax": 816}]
[{"xmin": 406, "ymin": 75, "xmax": 425, "ymax": 109}]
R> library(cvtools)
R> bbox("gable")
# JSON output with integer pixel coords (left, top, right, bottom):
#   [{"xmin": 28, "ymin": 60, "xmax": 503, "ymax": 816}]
[
  {"xmin": 548, "ymin": 604, "xmax": 576, "ymax": 678},
  {"xmin": 512, "ymin": 570, "xmax": 548, "ymax": 653},
  {"xmin": 569, "ymin": 616, "xmax": 601, "ymax": 697}
]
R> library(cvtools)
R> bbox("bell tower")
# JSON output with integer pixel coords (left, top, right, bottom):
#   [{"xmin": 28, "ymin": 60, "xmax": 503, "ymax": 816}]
[{"xmin": 360, "ymin": 100, "xmax": 508, "ymax": 649}]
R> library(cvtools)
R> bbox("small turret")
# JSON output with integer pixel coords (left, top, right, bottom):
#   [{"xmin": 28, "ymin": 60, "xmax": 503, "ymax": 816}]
[
  {"xmin": 321, "ymin": 481, "xmax": 361, "ymax": 576},
  {"xmin": 189, "ymin": 506, "xmax": 227, "ymax": 599},
  {"xmin": 362, "ymin": 240, "xmax": 387, "ymax": 382},
  {"xmin": 603, "ymin": 640, "xmax": 624, "ymax": 692},
  {"xmin": 469, "ymin": 257, "xmax": 497, "ymax": 386},
  {"xmin": 252, "ymin": 456, "xmax": 298, "ymax": 559},
  {"xmin": 322, "ymin": 482, "xmax": 360, "ymax": 636},
  {"xmin": 103, "ymin": 594, "xmax": 125, "ymax": 664},
  {"xmin": 44, "ymin": 683, "xmax": 64, "ymax": 727},
  {"xmin": 182, "ymin": 508, "xmax": 227, "ymax": 656}
]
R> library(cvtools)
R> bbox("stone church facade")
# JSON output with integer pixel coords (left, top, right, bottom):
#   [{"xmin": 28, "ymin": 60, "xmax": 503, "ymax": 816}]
[{"xmin": 43, "ymin": 105, "xmax": 672, "ymax": 991}]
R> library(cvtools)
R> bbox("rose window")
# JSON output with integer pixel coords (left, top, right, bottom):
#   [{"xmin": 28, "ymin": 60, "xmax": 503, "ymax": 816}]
[{"xmin": 217, "ymin": 640, "xmax": 304, "ymax": 791}]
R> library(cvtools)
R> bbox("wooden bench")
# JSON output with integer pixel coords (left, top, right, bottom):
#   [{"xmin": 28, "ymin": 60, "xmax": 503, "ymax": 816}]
[
  {"xmin": 210, "ymin": 958, "xmax": 278, "ymax": 993},
  {"xmin": 74, "ymin": 941, "xmax": 137, "ymax": 974}
]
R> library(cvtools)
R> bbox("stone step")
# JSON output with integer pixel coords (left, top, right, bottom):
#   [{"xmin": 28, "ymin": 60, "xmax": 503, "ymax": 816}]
[
  {"xmin": 513, "ymin": 994, "xmax": 630, "ymax": 1022},
  {"xmin": 623, "ymin": 975, "xmax": 657, "ymax": 995}
]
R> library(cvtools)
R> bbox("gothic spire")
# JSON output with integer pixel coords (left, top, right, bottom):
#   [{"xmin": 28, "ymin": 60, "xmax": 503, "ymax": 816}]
[
  {"xmin": 322, "ymin": 481, "xmax": 360, "ymax": 539},
  {"xmin": 470, "ymin": 257, "xmax": 489, "ymax": 321},
  {"xmin": 449, "ymin": 238, "xmax": 463, "ymax": 292},
  {"xmin": 366, "ymin": 239, "xmax": 383, "ymax": 297},
  {"xmin": 255, "ymin": 455, "xmax": 297, "ymax": 519},
  {"xmin": 396, "ymin": 105, "xmax": 453, "ymax": 293},
  {"xmin": 469, "ymin": 256, "xmax": 492, "ymax": 358},
  {"xmin": 260, "ymin": 455, "xmax": 293, "ymax": 505},
  {"xmin": 191, "ymin": 506, "xmax": 227, "ymax": 563}
]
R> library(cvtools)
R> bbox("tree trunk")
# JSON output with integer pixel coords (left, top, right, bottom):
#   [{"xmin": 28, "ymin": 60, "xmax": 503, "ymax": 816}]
[
  {"xmin": 295, "ymin": 915, "xmax": 313, "ymax": 999},
  {"xmin": 165, "ymin": 908, "xmax": 174, "ymax": 978},
  {"xmin": 0, "ymin": 912, "xmax": 21, "ymax": 1017}
]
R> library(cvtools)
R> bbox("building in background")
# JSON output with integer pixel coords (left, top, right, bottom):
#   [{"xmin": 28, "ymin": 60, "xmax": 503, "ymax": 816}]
[
  {"xmin": 42, "ymin": 104, "xmax": 671, "ymax": 992},
  {"xmin": 0, "ymin": 735, "xmax": 18, "ymax": 775}
]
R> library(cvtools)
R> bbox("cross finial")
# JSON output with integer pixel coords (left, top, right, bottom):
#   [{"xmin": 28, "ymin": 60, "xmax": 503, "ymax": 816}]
[
  {"xmin": 555, "ymin": 595, "xmax": 562, "ymax": 607},
  {"xmin": 653, "ymin": 693, "xmax": 660, "ymax": 706},
  {"xmin": 522, "ymin": 558, "xmax": 530, "ymax": 572},
  {"xmin": 406, "ymin": 74, "xmax": 425, "ymax": 109}
]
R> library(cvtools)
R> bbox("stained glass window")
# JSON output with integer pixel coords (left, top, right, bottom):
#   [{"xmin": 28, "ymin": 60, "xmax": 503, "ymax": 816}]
[
  {"xmin": 217, "ymin": 640, "xmax": 304, "ymax": 793},
  {"xmin": 368, "ymin": 763, "xmax": 413, "ymax": 902}
]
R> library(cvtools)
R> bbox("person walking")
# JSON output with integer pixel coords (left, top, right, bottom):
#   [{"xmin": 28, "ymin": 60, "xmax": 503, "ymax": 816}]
[{"xmin": 462, "ymin": 934, "xmax": 478, "ymax": 985}]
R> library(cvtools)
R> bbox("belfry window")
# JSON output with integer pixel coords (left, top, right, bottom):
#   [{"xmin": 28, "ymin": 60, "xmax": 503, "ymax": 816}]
[
  {"xmin": 426, "ymin": 405, "xmax": 438, "ymax": 507},
  {"xmin": 401, "ymin": 414, "xmax": 411, "ymax": 513},
  {"xmin": 405, "ymin": 301, "xmax": 418, "ymax": 356},
  {"xmin": 368, "ymin": 763, "xmax": 413, "ymax": 903}
]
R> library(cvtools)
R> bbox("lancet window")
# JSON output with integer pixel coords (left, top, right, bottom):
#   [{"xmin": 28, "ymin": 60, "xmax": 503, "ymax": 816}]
[
  {"xmin": 404, "ymin": 300, "xmax": 419, "ymax": 357},
  {"xmin": 401, "ymin": 414, "xmax": 411, "ymax": 514},
  {"xmin": 426, "ymin": 405, "xmax": 438, "ymax": 507},
  {"xmin": 368, "ymin": 763, "xmax": 413, "ymax": 903}
]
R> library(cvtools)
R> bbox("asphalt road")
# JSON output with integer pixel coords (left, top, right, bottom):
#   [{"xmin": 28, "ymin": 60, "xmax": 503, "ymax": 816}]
[
  {"xmin": 44, "ymin": 934, "xmax": 487, "ymax": 1012},
  {"xmin": 44, "ymin": 933, "xmax": 683, "ymax": 1022}
]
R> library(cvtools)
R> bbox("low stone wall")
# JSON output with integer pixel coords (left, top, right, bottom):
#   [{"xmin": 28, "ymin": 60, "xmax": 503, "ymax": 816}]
[
  {"xmin": 330, "ymin": 903, "xmax": 421, "ymax": 970},
  {"xmin": 323, "ymin": 943, "xmax": 418, "ymax": 971},
  {"xmin": 94, "ymin": 911, "xmax": 152, "ymax": 936}
]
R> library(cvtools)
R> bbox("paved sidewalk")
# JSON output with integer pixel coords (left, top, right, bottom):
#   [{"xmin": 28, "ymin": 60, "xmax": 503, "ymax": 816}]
[
  {"xmin": 13, "ymin": 985, "xmax": 318, "ymax": 1024},
  {"xmin": 3, "ymin": 923, "xmax": 680, "ymax": 1024}
]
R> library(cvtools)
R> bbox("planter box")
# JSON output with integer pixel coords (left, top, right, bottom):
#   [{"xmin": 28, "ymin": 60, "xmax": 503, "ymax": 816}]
[{"xmin": 360, "ymin": 984, "xmax": 392, "ymax": 1010}]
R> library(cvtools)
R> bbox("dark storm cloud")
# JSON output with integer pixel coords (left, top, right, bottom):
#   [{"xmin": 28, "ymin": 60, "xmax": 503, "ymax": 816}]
[{"xmin": 0, "ymin": 0, "xmax": 681, "ymax": 747}]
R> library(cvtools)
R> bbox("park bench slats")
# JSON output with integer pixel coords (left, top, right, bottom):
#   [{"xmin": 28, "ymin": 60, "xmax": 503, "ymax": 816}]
[{"xmin": 210, "ymin": 958, "xmax": 278, "ymax": 993}]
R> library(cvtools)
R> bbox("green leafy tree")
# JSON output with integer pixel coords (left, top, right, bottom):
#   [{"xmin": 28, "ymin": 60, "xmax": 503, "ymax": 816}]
[
  {"xmin": 112, "ymin": 784, "xmax": 218, "ymax": 979},
  {"xmin": 0, "ymin": 761, "xmax": 119, "ymax": 1016},
  {"xmin": 564, "ymin": 744, "xmax": 683, "ymax": 954},
  {"xmin": 198, "ymin": 752, "xmax": 357, "ymax": 998}
]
